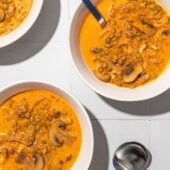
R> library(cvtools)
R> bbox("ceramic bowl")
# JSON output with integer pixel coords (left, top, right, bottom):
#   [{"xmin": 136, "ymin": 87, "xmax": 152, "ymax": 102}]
[
  {"xmin": 0, "ymin": 81, "xmax": 94, "ymax": 170},
  {"xmin": 0, "ymin": 0, "xmax": 43, "ymax": 48},
  {"xmin": 70, "ymin": 0, "xmax": 170, "ymax": 101}
]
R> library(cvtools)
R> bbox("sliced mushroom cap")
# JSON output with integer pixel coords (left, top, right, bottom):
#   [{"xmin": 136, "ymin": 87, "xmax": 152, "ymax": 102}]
[
  {"xmin": 49, "ymin": 120, "xmax": 76, "ymax": 147},
  {"xmin": 123, "ymin": 63, "xmax": 143, "ymax": 83},
  {"xmin": 34, "ymin": 154, "xmax": 45, "ymax": 170},
  {"xmin": 139, "ymin": 73, "xmax": 150, "ymax": 83},
  {"xmin": 15, "ymin": 152, "xmax": 44, "ymax": 170},
  {"xmin": 49, "ymin": 120, "xmax": 65, "ymax": 147},
  {"xmin": 162, "ymin": 29, "xmax": 170, "ymax": 36},
  {"xmin": 15, "ymin": 152, "xmax": 34, "ymax": 170}
]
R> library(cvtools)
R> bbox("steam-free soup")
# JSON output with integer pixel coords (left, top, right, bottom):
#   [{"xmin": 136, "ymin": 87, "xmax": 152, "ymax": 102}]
[
  {"xmin": 0, "ymin": 90, "xmax": 82, "ymax": 170},
  {"xmin": 0, "ymin": 0, "xmax": 33, "ymax": 36},
  {"xmin": 80, "ymin": 0, "xmax": 170, "ymax": 88}
]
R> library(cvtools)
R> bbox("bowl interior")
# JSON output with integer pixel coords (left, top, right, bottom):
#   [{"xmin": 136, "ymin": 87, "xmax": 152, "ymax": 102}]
[
  {"xmin": 70, "ymin": 0, "xmax": 170, "ymax": 101},
  {"xmin": 0, "ymin": 82, "xmax": 94, "ymax": 170},
  {"xmin": 0, "ymin": 0, "xmax": 43, "ymax": 48}
]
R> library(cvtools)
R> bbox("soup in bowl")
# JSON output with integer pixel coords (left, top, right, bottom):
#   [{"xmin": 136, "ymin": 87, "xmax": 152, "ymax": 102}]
[
  {"xmin": 70, "ymin": 0, "xmax": 170, "ymax": 101},
  {"xmin": 0, "ymin": 0, "xmax": 43, "ymax": 47},
  {"xmin": 0, "ymin": 82, "xmax": 94, "ymax": 170}
]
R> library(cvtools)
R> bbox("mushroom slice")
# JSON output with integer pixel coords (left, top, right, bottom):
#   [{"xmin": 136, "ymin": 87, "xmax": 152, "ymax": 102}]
[
  {"xmin": 15, "ymin": 152, "xmax": 44, "ymax": 170},
  {"xmin": 123, "ymin": 63, "xmax": 143, "ymax": 83},
  {"xmin": 15, "ymin": 152, "xmax": 34, "ymax": 170},
  {"xmin": 162, "ymin": 29, "xmax": 170, "ymax": 36},
  {"xmin": 139, "ymin": 73, "xmax": 150, "ymax": 83},
  {"xmin": 49, "ymin": 120, "xmax": 76, "ymax": 146},
  {"xmin": 58, "ymin": 130, "xmax": 76, "ymax": 144},
  {"xmin": 34, "ymin": 154, "xmax": 45, "ymax": 170}
]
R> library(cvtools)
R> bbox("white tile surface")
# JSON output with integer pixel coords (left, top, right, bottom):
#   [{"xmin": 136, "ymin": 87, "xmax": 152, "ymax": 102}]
[
  {"xmin": 0, "ymin": 0, "xmax": 170, "ymax": 170},
  {"xmin": 69, "ymin": 0, "xmax": 81, "ymax": 17},
  {"xmin": 0, "ymin": 42, "xmax": 71, "ymax": 91},
  {"xmin": 150, "ymin": 121, "xmax": 170, "ymax": 170},
  {"xmin": 90, "ymin": 120, "xmax": 150, "ymax": 170}
]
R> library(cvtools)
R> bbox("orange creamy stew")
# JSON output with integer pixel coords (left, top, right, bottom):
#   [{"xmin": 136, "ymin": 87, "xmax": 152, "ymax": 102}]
[
  {"xmin": 0, "ymin": 0, "xmax": 33, "ymax": 36},
  {"xmin": 0, "ymin": 90, "xmax": 82, "ymax": 170},
  {"xmin": 80, "ymin": 0, "xmax": 170, "ymax": 88}
]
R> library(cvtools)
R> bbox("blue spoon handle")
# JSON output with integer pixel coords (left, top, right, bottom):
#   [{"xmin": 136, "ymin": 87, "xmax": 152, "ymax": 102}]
[{"xmin": 82, "ymin": 0, "xmax": 106, "ymax": 28}]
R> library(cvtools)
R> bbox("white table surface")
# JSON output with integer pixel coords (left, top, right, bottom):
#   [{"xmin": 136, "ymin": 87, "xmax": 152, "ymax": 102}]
[{"xmin": 0, "ymin": 0, "xmax": 170, "ymax": 169}]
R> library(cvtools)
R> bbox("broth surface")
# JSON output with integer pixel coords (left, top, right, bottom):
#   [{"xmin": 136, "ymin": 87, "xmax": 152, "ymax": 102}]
[
  {"xmin": 80, "ymin": 0, "xmax": 170, "ymax": 88},
  {"xmin": 0, "ymin": 0, "xmax": 32, "ymax": 36},
  {"xmin": 0, "ymin": 90, "xmax": 82, "ymax": 170}
]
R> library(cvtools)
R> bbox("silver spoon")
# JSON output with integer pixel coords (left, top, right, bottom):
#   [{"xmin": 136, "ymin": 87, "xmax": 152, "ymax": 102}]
[
  {"xmin": 82, "ymin": 0, "xmax": 107, "ymax": 28},
  {"xmin": 113, "ymin": 142, "xmax": 151, "ymax": 170}
]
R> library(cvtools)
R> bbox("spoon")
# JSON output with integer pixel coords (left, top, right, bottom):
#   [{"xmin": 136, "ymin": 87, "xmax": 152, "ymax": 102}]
[
  {"xmin": 82, "ymin": 0, "xmax": 107, "ymax": 28},
  {"xmin": 113, "ymin": 142, "xmax": 151, "ymax": 170}
]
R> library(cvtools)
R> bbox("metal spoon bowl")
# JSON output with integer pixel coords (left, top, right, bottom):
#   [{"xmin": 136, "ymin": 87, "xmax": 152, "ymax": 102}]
[
  {"xmin": 82, "ymin": 0, "xmax": 107, "ymax": 28},
  {"xmin": 113, "ymin": 142, "xmax": 152, "ymax": 170}
]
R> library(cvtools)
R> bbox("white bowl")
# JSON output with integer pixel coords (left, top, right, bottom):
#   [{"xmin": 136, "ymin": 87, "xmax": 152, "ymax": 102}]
[
  {"xmin": 0, "ymin": 81, "xmax": 94, "ymax": 170},
  {"xmin": 0, "ymin": 0, "xmax": 43, "ymax": 48},
  {"xmin": 70, "ymin": 0, "xmax": 170, "ymax": 101}
]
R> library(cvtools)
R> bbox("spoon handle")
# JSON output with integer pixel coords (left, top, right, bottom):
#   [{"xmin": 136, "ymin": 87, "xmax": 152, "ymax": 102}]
[{"xmin": 82, "ymin": 0, "xmax": 106, "ymax": 28}]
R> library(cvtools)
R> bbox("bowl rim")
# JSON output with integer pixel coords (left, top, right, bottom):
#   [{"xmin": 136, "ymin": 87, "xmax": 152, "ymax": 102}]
[
  {"xmin": 0, "ymin": 81, "xmax": 94, "ymax": 170},
  {"xmin": 69, "ymin": 1, "xmax": 170, "ymax": 102},
  {"xmin": 0, "ymin": 0, "xmax": 44, "ymax": 48}
]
